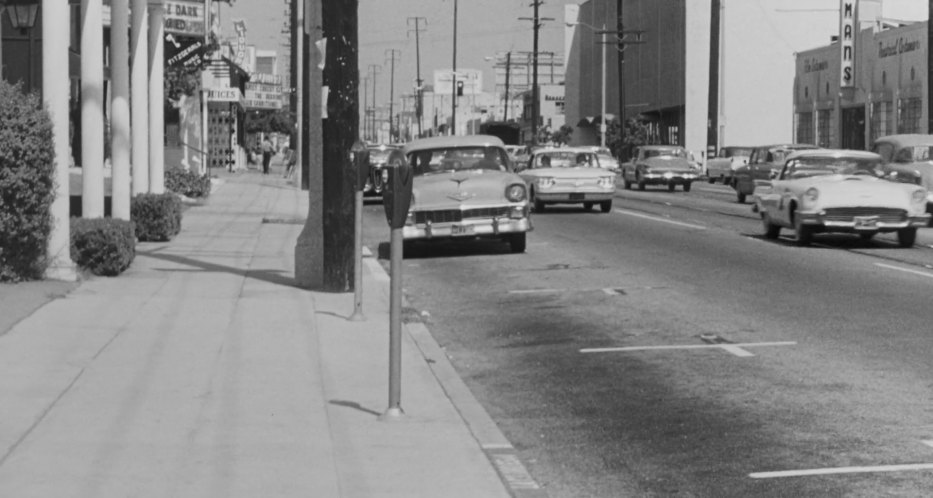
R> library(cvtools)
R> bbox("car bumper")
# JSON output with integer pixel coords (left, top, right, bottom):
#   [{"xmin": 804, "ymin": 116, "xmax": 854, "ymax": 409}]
[
  {"xmin": 640, "ymin": 173, "xmax": 698, "ymax": 185},
  {"xmin": 536, "ymin": 190, "xmax": 614, "ymax": 202},
  {"xmin": 403, "ymin": 216, "xmax": 532, "ymax": 240},
  {"xmin": 797, "ymin": 210, "xmax": 931, "ymax": 231}
]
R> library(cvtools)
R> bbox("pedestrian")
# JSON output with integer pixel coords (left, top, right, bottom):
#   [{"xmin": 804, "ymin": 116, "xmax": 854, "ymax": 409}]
[
  {"xmin": 261, "ymin": 137, "xmax": 273, "ymax": 175},
  {"xmin": 283, "ymin": 147, "xmax": 297, "ymax": 180}
]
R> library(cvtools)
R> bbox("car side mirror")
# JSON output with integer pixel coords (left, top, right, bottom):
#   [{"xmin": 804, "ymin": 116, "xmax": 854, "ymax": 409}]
[{"xmin": 769, "ymin": 170, "xmax": 779, "ymax": 180}]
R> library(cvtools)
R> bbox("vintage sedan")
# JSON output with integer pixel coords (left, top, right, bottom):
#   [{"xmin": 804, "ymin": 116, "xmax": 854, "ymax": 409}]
[
  {"xmin": 519, "ymin": 148, "xmax": 616, "ymax": 212},
  {"xmin": 732, "ymin": 143, "xmax": 818, "ymax": 203},
  {"xmin": 706, "ymin": 145, "xmax": 753, "ymax": 184},
  {"xmin": 364, "ymin": 143, "xmax": 401, "ymax": 196},
  {"xmin": 620, "ymin": 145, "xmax": 699, "ymax": 192},
  {"xmin": 754, "ymin": 149, "xmax": 930, "ymax": 247},
  {"xmin": 401, "ymin": 135, "xmax": 531, "ymax": 253},
  {"xmin": 872, "ymin": 134, "xmax": 933, "ymax": 223}
]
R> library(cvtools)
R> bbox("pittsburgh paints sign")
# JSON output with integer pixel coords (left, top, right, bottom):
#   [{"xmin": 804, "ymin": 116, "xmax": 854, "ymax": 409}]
[
  {"xmin": 165, "ymin": 0, "xmax": 206, "ymax": 37},
  {"xmin": 838, "ymin": 0, "xmax": 856, "ymax": 87}
]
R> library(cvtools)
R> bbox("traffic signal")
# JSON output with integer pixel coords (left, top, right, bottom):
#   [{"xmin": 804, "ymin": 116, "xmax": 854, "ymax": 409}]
[{"xmin": 456, "ymin": 80, "xmax": 464, "ymax": 97}]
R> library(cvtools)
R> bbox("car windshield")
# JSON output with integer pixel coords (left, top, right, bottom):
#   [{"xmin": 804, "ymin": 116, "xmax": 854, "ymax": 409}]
[
  {"xmin": 900, "ymin": 146, "xmax": 933, "ymax": 162},
  {"xmin": 368, "ymin": 146, "xmax": 397, "ymax": 164},
  {"xmin": 723, "ymin": 147, "xmax": 752, "ymax": 157},
  {"xmin": 644, "ymin": 148, "xmax": 687, "ymax": 159},
  {"xmin": 534, "ymin": 151, "xmax": 596, "ymax": 168},
  {"xmin": 783, "ymin": 156, "xmax": 884, "ymax": 179},
  {"xmin": 408, "ymin": 146, "xmax": 510, "ymax": 176}
]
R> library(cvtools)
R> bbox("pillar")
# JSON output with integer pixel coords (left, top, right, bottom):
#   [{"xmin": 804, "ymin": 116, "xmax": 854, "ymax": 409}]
[
  {"xmin": 81, "ymin": 0, "xmax": 105, "ymax": 218},
  {"xmin": 42, "ymin": 0, "xmax": 77, "ymax": 281},
  {"xmin": 111, "ymin": 0, "xmax": 131, "ymax": 219},
  {"xmin": 131, "ymin": 0, "xmax": 149, "ymax": 194},
  {"xmin": 148, "ymin": 1, "xmax": 165, "ymax": 194}
]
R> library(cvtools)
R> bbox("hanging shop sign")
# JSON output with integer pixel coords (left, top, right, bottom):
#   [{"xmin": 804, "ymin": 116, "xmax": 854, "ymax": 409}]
[
  {"xmin": 165, "ymin": 0, "xmax": 207, "ymax": 37},
  {"xmin": 165, "ymin": 35, "xmax": 205, "ymax": 68},
  {"xmin": 838, "ymin": 0, "xmax": 857, "ymax": 88},
  {"xmin": 207, "ymin": 88, "xmax": 242, "ymax": 103}
]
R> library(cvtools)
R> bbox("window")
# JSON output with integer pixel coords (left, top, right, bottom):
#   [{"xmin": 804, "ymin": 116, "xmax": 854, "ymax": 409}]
[
  {"xmin": 898, "ymin": 97, "xmax": 922, "ymax": 134},
  {"xmin": 796, "ymin": 112, "xmax": 814, "ymax": 144},
  {"xmin": 817, "ymin": 109, "xmax": 832, "ymax": 148},
  {"xmin": 870, "ymin": 101, "xmax": 892, "ymax": 144}
]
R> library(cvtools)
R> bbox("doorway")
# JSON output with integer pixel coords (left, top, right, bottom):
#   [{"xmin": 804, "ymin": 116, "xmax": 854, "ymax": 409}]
[{"xmin": 841, "ymin": 106, "xmax": 866, "ymax": 150}]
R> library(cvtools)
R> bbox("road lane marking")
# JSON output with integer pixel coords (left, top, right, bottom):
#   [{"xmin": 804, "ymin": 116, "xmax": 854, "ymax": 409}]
[
  {"xmin": 613, "ymin": 208, "xmax": 707, "ymax": 230},
  {"xmin": 922, "ymin": 440, "xmax": 933, "ymax": 450},
  {"xmin": 749, "ymin": 463, "xmax": 933, "ymax": 479},
  {"xmin": 580, "ymin": 341, "xmax": 796, "ymax": 357},
  {"xmin": 875, "ymin": 263, "xmax": 933, "ymax": 280},
  {"xmin": 508, "ymin": 288, "xmax": 565, "ymax": 294}
]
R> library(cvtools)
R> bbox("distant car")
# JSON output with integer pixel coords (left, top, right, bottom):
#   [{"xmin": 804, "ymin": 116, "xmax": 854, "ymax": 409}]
[
  {"xmin": 504, "ymin": 145, "xmax": 531, "ymax": 170},
  {"xmin": 364, "ymin": 143, "xmax": 401, "ymax": 196},
  {"xmin": 732, "ymin": 143, "xmax": 818, "ymax": 203},
  {"xmin": 872, "ymin": 134, "xmax": 933, "ymax": 224},
  {"xmin": 620, "ymin": 145, "xmax": 699, "ymax": 192},
  {"xmin": 754, "ymin": 149, "xmax": 930, "ymax": 247},
  {"xmin": 401, "ymin": 135, "xmax": 532, "ymax": 253},
  {"xmin": 519, "ymin": 148, "xmax": 616, "ymax": 213},
  {"xmin": 706, "ymin": 146, "xmax": 753, "ymax": 184}
]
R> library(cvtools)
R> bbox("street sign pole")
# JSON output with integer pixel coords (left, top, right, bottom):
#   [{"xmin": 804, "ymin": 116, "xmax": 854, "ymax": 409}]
[{"xmin": 349, "ymin": 188, "xmax": 365, "ymax": 321}]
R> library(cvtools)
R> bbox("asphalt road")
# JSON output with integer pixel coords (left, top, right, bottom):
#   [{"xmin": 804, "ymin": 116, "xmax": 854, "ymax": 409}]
[{"xmin": 362, "ymin": 181, "xmax": 933, "ymax": 497}]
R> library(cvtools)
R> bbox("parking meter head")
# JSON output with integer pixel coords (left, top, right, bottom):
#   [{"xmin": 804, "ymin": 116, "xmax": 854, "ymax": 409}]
[
  {"xmin": 382, "ymin": 149, "xmax": 414, "ymax": 229},
  {"xmin": 351, "ymin": 141, "xmax": 371, "ymax": 191}
]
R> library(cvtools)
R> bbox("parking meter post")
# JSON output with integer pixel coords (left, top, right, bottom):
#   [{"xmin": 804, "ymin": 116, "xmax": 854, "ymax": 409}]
[
  {"xmin": 349, "ymin": 141, "xmax": 369, "ymax": 322},
  {"xmin": 383, "ymin": 227, "xmax": 404, "ymax": 418}
]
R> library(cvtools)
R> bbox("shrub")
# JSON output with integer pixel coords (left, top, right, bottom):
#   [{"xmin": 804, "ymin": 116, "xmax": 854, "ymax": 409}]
[
  {"xmin": 131, "ymin": 193, "xmax": 182, "ymax": 241},
  {"xmin": 0, "ymin": 81, "xmax": 56, "ymax": 282},
  {"xmin": 70, "ymin": 218, "xmax": 136, "ymax": 276},
  {"xmin": 165, "ymin": 167, "xmax": 212, "ymax": 198}
]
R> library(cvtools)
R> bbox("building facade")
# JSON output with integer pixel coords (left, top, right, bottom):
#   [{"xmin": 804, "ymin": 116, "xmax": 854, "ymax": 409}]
[{"xmin": 794, "ymin": 20, "xmax": 928, "ymax": 150}]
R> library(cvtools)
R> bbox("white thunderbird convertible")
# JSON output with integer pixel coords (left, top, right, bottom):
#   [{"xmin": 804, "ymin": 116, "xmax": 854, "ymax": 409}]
[
  {"xmin": 754, "ymin": 149, "xmax": 930, "ymax": 247},
  {"xmin": 518, "ymin": 148, "xmax": 616, "ymax": 213},
  {"xmin": 401, "ymin": 135, "xmax": 532, "ymax": 253}
]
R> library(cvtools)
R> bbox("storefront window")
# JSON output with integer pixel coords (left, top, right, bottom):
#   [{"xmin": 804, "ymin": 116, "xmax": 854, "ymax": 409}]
[
  {"xmin": 870, "ymin": 101, "xmax": 892, "ymax": 143},
  {"xmin": 796, "ymin": 112, "xmax": 814, "ymax": 144},
  {"xmin": 817, "ymin": 109, "xmax": 832, "ymax": 148},
  {"xmin": 898, "ymin": 97, "xmax": 922, "ymax": 134}
]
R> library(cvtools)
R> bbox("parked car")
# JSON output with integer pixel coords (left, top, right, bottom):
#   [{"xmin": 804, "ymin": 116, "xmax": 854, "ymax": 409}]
[
  {"xmin": 754, "ymin": 149, "xmax": 930, "ymax": 247},
  {"xmin": 519, "ymin": 148, "xmax": 616, "ymax": 213},
  {"xmin": 401, "ymin": 135, "xmax": 531, "ymax": 253},
  {"xmin": 706, "ymin": 146, "xmax": 753, "ymax": 184},
  {"xmin": 364, "ymin": 143, "xmax": 401, "ymax": 196},
  {"xmin": 732, "ymin": 143, "xmax": 818, "ymax": 203},
  {"xmin": 620, "ymin": 145, "xmax": 699, "ymax": 192},
  {"xmin": 871, "ymin": 134, "xmax": 933, "ymax": 224}
]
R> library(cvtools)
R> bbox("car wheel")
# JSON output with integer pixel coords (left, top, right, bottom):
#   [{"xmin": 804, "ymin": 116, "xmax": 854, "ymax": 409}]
[
  {"xmin": 623, "ymin": 175, "xmax": 632, "ymax": 190},
  {"xmin": 636, "ymin": 173, "xmax": 646, "ymax": 191},
  {"xmin": 508, "ymin": 233, "xmax": 527, "ymax": 253},
  {"xmin": 600, "ymin": 200, "xmax": 612, "ymax": 213},
  {"xmin": 793, "ymin": 215, "xmax": 813, "ymax": 246},
  {"xmin": 583, "ymin": 202, "xmax": 594, "ymax": 211},
  {"xmin": 762, "ymin": 213, "xmax": 780, "ymax": 239},
  {"xmin": 897, "ymin": 228, "xmax": 918, "ymax": 248},
  {"xmin": 683, "ymin": 182, "xmax": 692, "ymax": 192},
  {"xmin": 534, "ymin": 198, "xmax": 545, "ymax": 212},
  {"xmin": 667, "ymin": 183, "xmax": 675, "ymax": 192},
  {"xmin": 707, "ymin": 176, "xmax": 715, "ymax": 184},
  {"xmin": 737, "ymin": 191, "xmax": 746, "ymax": 204}
]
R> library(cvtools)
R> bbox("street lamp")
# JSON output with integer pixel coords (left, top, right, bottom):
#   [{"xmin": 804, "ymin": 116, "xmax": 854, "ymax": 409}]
[
  {"xmin": 568, "ymin": 21, "xmax": 608, "ymax": 148},
  {"xmin": 1, "ymin": 0, "xmax": 39, "ymax": 31}
]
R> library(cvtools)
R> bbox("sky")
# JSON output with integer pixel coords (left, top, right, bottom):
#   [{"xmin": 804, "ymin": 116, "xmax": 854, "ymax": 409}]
[{"xmin": 224, "ymin": 0, "xmax": 928, "ymax": 112}]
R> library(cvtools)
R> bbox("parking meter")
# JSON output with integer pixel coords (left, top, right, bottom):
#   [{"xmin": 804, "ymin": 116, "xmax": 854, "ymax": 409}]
[
  {"xmin": 350, "ymin": 141, "xmax": 371, "ymax": 192},
  {"xmin": 382, "ymin": 149, "xmax": 413, "ymax": 229}
]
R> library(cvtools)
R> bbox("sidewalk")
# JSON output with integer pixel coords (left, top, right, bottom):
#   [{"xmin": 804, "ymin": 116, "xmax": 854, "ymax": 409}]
[{"xmin": 0, "ymin": 169, "xmax": 541, "ymax": 497}]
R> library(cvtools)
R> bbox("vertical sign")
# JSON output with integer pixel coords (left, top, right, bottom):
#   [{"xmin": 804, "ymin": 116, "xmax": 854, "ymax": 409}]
[{"xmin": 839, "ymin": 0, "xmax": 857, "ymax": 88}]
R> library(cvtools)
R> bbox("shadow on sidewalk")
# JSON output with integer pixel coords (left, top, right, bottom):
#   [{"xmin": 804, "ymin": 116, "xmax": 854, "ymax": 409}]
[
  {"xmin": 137, "ymin": 250, "xmax": 300, "ymax": 289},
  {"xmin": 329, "ymin": 399, "xmax": 382, "ymax": 417}
]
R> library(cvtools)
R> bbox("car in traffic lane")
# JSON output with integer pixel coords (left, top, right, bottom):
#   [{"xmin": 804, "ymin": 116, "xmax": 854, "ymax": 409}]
[
  {"xmin": 364, "ymin": 143, "xmax": 401, "ymax": 196},
  {"xmin": 871, "ymin": 134, "xmax": 933, "ymax": 224},
  {"xmin": 754, "ymin": 149, "xmax": 930, "ymax": 246},
  {"xmin": 706, "ymin": 145, "xmax": 753, "ymax": 185},
  {"xmin": 732, "ymin": 143, "xmax": 818, "ymax": 203},
  {"xmin": 401, "ymin": 135, "xmax": 532, "ymax": 253},
  {"xmin": 620, "ymin": 145, "xmax": 699, "ymax": 192},
  {"xmin": 518, "ymin": 148, "xmax": 616, "ymax": 213}
]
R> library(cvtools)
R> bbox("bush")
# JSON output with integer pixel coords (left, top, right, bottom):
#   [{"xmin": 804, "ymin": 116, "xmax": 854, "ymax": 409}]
[
  {"xmin": 165, "ymin": 167, "xmax": 212, "ymax": 198},
  {"xmin": 0, "ymin": 81, "xmax": 56, "ymax": 282},
  {"xmin": 132, "ymin": 193, "xmax": 182, "ymax": 242},
  {"xmin": 70, "ymin": 218, "xmax": 136, "ymax": 276}
]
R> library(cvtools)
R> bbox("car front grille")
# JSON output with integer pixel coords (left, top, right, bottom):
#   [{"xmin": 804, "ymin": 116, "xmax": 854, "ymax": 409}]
[
  {"xmin": 414, "ymin": 207, "xmax": 512, "ymax": 224},
  {"xmin": 822, "ymin": 207, "xmax": 906, "ymax": 223}
]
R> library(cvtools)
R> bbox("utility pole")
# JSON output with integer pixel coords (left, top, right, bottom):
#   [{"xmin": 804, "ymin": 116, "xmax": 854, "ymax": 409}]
[
  {"xmin": 707, "ymin": 0, "xmax": 721, "ymax": 158},
  {"xmin": 386, "ymin": 49, "xmax": 401, "ymax": 142},
  {"xmin": 407, "ymin": 17, "xmax": 427, "ymax": 138},
  {"xmin": 362, "ymin": 75, "xmax": 370, "ymax": 141},
  {"xmin": 616, "ymin": 0, "xmax": 624, "ymax": 135},
  {"xmin": 928, "ymin": 0, "xmax": 933, "ymax": 133},
  {"xmin": 520, "ymin": 2, "xmax": 554, "ymax": 145},
  {"xmin": 504, "ymin": 51, "xmax": 512, "ymax": 121},
  {"xmin": 368, "ymin": 64, "xmax": 381, "ymax": 142},
  {"xmin": 451, "ymin": 0, "xmax": 458, "ymax": 136}
]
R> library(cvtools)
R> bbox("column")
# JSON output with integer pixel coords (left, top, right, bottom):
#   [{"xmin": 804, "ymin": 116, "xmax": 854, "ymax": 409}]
[
  {"xmin": 111, "ymin": 0, "xmax": 131, "ymax": 219},
  {"xmin": 42, "ymin": 0, "xmax": 77, "ymax": 280},
  {"xmin": 81, "ymin": 0, "xmax": 105, "ymax": 218},
  {"xmin": 148, "ymin": 1, "xmax": 165, "ymax": 194},
  {"xmin": 131, "ymin": 0, "xmax": 149, "ymax": 194}
]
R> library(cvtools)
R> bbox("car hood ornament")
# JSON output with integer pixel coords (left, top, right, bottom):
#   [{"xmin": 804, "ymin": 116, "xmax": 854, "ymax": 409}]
[{"xmin": 448, "ymin": 175, "xmax": 475, "ymax": 201}]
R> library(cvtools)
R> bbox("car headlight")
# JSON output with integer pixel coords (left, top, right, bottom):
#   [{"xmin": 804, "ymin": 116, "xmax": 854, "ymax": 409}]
[
  {"xmin": 803, "ymin": 187, "xmax": 819, "ymax": 206},
  {"xmin": 663, "ymin": 171, "xmax": 674, "ymax": 179},
  {"xmin": 537, "ymin": 177, "xmax": 555, "ymax": 188},
  {"xmin": 642, "ymin": 167, "xmax": 652, "ymax": 174},
  {"xmin": 381, "ymin": 168, "xmax": 390, "ymax": 184},
  {"xmin": 598, "ymin": 176, "xmax": 614, "ymax": 188},
  {"xmin": 911, "ymin": 188, "xmax": 927, "ymax": 204},
  {"xmin": 506, "ymin": 183, "xmax": 527, "ymax": 202}
]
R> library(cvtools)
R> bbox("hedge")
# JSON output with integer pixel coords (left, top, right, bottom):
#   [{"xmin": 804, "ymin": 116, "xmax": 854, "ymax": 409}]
[
  {"xmin": 131, "ymin": 193, "xmax": 182, "ymax": 241},
  {"xmin": 70, "ymin": 218, "xmax": 136, "ymax": 276}
]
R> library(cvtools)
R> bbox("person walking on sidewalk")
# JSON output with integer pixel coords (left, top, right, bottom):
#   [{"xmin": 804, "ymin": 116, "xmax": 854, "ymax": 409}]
[{"xmin": 261, "ymin": 137, "xmax": 274, "ymax": 175}]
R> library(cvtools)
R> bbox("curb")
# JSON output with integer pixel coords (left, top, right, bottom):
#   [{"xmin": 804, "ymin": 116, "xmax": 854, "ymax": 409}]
[{"xmin": 364, "ymin": 247, "xmax": 547, "ymax": 497}]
